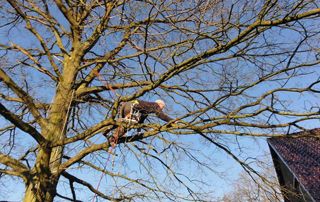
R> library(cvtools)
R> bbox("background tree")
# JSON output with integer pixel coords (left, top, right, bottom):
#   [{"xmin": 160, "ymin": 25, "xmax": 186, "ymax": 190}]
[
  {"xmin": 0, "ymin": 0, "xmax": 320, "ymax": 201},
  {"xmin": 222, "ymin": 154, "xmax": 284, "ymax": 202}
]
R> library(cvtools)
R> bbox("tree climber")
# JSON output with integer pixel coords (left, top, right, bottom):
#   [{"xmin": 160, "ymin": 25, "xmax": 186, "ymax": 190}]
[
  {"xmin": 114, "ymin": 99, "xmax": 174, "ymax": 139},
  {"xmin": 121, "ymin": 99, "xmax": 173, "ymax": 123}
]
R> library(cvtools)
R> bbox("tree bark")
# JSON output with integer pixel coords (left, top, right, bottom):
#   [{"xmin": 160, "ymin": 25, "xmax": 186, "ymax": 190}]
[
  {"xmin": 23, "ymin": 148, "xmax": 59, "ymax": 202},
  {"xmin": 24, "ymin": 178, "xmax": 57, "ymax": 202}
]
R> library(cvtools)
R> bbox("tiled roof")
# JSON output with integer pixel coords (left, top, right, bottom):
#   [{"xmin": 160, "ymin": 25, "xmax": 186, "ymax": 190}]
[{"xmin": 267, "ymin": 128, "xmax": 320, "ymax": 202}]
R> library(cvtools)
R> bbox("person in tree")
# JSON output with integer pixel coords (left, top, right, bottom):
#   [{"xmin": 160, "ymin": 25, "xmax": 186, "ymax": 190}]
[
  {"xmin": 120, "ymin": 99, "xmax": 173, "ymax": 124},
  {"xmin": 112, "ymin": 99, "xmax": 174, "ymax": 140}
]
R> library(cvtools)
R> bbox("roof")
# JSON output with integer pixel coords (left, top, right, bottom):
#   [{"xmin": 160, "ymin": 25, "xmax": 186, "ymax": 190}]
[{"xmin": 267, "ymin": 128, "xmax": 320, "ymax": 202}]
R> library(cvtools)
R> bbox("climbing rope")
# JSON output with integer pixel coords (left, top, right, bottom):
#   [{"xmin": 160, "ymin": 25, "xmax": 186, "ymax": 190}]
[
  {"xmin": 91, "ymin": 68, "xmax": 119, "ymax": 202},
  {"xmin": 93, "ymin": 69, "xmax": 119, "ymax": 98},
  {"xmin": 91, "ymin": 70, "xmax": 140, "ymax": 201},
  {"xmin": 92, "ymin": 102, "xmax": 137, "ymax": 202},
  {"xmin": 91, "ymin": 140, "xmax": 117, "ymax": 202}
]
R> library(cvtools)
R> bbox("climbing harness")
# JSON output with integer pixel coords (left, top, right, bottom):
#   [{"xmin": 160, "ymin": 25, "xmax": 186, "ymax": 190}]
[
  {"xmin": 119, "ymin": 100, "xmax": 141, "ymax": 124},
  {"xmin": 115, "ymin": 100, "xmax": 141, "ymax": 142}
]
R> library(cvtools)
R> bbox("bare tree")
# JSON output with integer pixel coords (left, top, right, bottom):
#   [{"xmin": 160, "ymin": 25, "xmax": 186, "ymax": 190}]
[
  {"xmin": 0, "ymin": 0, "xmax": 320, "ymax": 201},
  {"xmin": 222, "ymin": 154, "xmax": 284, "ymax": 202}
]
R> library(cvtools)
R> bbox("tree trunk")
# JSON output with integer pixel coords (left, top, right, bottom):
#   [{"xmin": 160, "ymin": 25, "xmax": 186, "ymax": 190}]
[
  {"xmin": 23, "ymin": 147, "xmax": 59, "ymax": 202},
  {"xmin": 23, "ymin": 173, "xmax": 58, "ymax": 202},
  {"xmin": 23, "ymin": 49, "xmax": 79, "ymax": 202}
]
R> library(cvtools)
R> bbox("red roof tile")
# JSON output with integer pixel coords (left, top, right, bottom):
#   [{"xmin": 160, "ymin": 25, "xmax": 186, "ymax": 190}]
[{"xmin": 268, "ymin": 128, "xmax": 320, "ymax": 201}]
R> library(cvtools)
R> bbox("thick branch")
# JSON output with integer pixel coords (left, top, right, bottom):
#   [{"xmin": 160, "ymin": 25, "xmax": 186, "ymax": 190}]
[
  {"xmin": 0, "ymin": 168, "xmax": 24, "ymax": 177},
  {"xmin": 0, "ymin": 152, "xmax": 29, "ymax": 178},
  {"xmin": 0, "ymin": 102, "xmax": 45, "ymax": 144},
  {"xmin": 62, "ymin": 171, "xmax": 125, "ymax": 201},
  {"xmin": 0, "ymin": 93, "xmax": 49, "ymax": 110}
]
